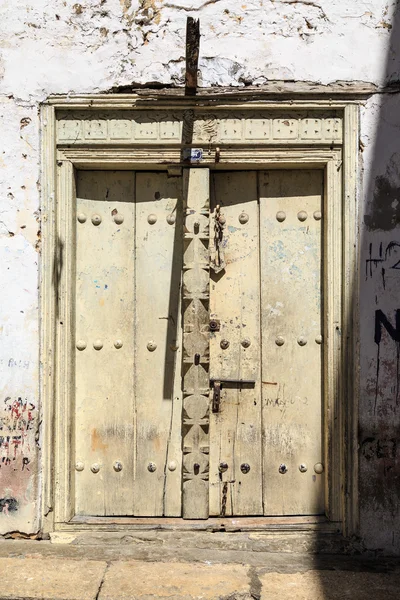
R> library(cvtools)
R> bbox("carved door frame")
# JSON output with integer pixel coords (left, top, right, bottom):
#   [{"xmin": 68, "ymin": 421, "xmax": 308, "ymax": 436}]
[{"xmin": 40, "ymin": 95, "xmax": 359, "ymax": 539}]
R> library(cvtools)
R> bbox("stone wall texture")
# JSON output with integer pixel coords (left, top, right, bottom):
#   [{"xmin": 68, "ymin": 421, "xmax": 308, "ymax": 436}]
[{"xmin": 1, "ymin": 0, "xmax": 400, "ymax": 553}]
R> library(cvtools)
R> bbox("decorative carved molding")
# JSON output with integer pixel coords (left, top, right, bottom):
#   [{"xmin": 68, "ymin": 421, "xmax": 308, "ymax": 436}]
[
  {"xmin": 181, "ymin": 169, "xmax": 210, "ymax": 519},
  {"xmin": 56, "ymin": 110, "xmax": 343, "ymax": 145},
  {"xmin": 193, "ymin": 116, "xmax": 218, "ymax": 144}
]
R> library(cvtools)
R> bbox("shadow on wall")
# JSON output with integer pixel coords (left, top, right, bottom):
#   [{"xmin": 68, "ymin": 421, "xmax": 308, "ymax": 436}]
[
  {"xmin": 299, "ymin": 7, "xmax": 400, "ymax": 595},
  {"xmin": 310, "ymin": 2, "xmax": 400, "ymax": 576},
  {"xmin": 358, "ymin": 1, "xmax": 400, "ymax": 556}
]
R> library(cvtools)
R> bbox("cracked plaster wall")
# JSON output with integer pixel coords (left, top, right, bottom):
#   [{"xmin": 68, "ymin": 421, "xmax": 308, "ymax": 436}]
[
  {"xmin": 0, "ymin": 0, "xmax": 398, "ymax": 97},
  {"xmin": 1, "ymin": 0, "xmax": 400, "ymax": 553}
]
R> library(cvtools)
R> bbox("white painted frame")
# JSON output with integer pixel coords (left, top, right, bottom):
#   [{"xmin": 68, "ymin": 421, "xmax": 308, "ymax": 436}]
[{"xmin": 40, "ymin": 98, "xmax": 359, "ymax": 537}]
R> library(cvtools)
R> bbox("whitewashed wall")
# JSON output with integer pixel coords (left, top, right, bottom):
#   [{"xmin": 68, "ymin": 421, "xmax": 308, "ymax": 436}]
[{"xmin": 1, "ymin": 0, "xmax": 399, "ymax": 553}]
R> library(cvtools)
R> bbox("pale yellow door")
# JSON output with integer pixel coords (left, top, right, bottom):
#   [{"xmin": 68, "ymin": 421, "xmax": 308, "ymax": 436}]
[
  {"xmin": 209, "ymin": 172, "xmax": 263, "ymax": 516},
  {"xmin": 209, "ymin": 170, "xmax": 325, "ymax": 516},
  {"xmin": 72, "ymin": 168, "xmax": 324, "ymax": 518},
  {"xmin": 259, "ymin": 170, "xmax": 324, "ymax": 516},
  {"xmin": 74, "ymin": 170, "xmax": 182, "ymax": 516}
]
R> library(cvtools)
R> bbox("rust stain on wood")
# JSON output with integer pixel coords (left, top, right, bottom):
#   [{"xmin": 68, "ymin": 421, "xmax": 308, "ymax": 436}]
[{"xmin": 91, "ymin": 428, "xmax": 108, "ymax": 452}]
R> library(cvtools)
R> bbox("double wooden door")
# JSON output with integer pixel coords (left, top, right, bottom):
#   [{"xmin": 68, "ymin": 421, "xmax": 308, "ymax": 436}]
[{"xmin": 73, "ymin": 168, "xmax": 325, "ymax": 518}]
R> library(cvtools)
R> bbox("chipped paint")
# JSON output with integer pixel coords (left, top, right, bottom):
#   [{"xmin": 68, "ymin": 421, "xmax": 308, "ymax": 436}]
[
  {"xmin": 0, "ymin": 97, "xmax": 39, "ymax": 533},
  {"xmin": 0, "ymin": 1, "xmax": 397, "ymax": 100}
]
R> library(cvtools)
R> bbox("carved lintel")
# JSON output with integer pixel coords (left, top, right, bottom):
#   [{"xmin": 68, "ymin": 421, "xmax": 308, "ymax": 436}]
[{"xmin": 56, "ymin": 110, "xmax": 343, "ymax": 145}]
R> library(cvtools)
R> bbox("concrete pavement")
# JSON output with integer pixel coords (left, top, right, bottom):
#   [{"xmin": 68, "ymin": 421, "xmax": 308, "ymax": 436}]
[{"xmin": 0, "ymin": 539, "xmax": 399, "ymax": 600}]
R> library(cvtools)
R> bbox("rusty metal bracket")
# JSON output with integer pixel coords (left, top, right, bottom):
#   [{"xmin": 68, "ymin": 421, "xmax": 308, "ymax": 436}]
[
  {"xmin": 210, "ymin": 378, "xmax": 256, "ymax": 413},
  {"xmin": 212, "ymin": 380, "xmax": 221, "ymax": 413},
  {"xmin": 210, "ymin": 205, "xmax": 226, "ymax": 273}
]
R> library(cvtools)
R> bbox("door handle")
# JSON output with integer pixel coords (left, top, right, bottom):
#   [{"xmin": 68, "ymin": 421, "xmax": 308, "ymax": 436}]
[{"xmin": 210, "ymin": 378, "xmax": 256, "ymax": 413}]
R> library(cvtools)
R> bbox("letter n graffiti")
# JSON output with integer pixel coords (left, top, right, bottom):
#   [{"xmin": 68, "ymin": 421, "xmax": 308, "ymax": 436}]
[{"xmin": 375, "ymin": 309, "xmax": 400, "ymax": 344}]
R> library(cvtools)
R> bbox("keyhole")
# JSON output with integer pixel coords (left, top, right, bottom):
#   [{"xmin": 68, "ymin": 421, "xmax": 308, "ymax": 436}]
[{"xmin": 194, "ymin": 463, "xmax": 200, "ymax": 475}]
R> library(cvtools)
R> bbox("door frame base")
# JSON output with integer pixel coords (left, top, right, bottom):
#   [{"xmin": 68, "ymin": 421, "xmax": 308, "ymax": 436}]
[
  {"xmin": 49, "ymin": 523, "xmax": 359, "ymax": 557},
  {"xmin": 64, "ymin": 515, "xmax": 336, "ymax": 531}
]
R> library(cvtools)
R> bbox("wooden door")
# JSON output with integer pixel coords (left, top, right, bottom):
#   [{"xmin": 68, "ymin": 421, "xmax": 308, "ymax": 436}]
[
  {"xmin": 208, "ymin": 170, "xmax": 325, "ymax": 517},
  {"xmin": 209, "ymin": 172, "xmax": 263, "ymax": 516},
  {"xmin": 72, "ymin": 168, "xmax": 325, "ymax": 519},
  {"xmin": 74, "ymin": 170, "xmax": 182, "ymax": 516},
  {"xmin": 259, "ymin": 170, "xmax": 324, "ymax": 516}
]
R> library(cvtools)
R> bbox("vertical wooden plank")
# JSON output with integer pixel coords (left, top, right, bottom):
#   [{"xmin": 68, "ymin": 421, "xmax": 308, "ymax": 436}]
[
  {"xmin": 209, "ymin": 172, "xmax": 262, "ymax": 517},
  {"xmin": 343, "ymin": 105, "xmax": 359, "ymax": 535},
  {"xmin": 40, "ymin": 105, "xmax": 56, "ymax": 531},
  {"xmin": 182, "ymin": 168, "xmax": 210, "ymax": 519},
  {"xmin": 185, "ymin": 17, "xmax": 200, "ymax": 95},
  {"xmin": 260, "ymin": 169, "xmax": 324, "ymax": 516},
  {"xmin": 55, "ymin": 159, "xmax": 75, "ymax": 523},
  {"xmin": 325, "ymin": 158, "xmax": 343, "ymax": 523},
  {"xmin": 133, "ymin": 172, "xmax": 183, "ymax": 517},
  {"xmin": 74, "ymin": 171, "xmax": 135, "ymax": 516}
]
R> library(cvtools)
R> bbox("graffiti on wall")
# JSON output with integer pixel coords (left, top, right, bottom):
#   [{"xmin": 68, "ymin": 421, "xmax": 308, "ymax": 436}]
[
  {"xmin": 0, "ymin": 354, "xmax": 38, "ymax": 517},
  {"xmin": 361, "ymin": 437, "xmax": 397, "ymax": 461},
  {"xmin": 373, "ymin": 308, "xmax": 400, "ymax": 415},
  {"xmin": 366, "ymin": 241, "xmax": 400, "ymax": 288},
  {"xmin": 360, "ymin": 436, "xmax": 397, "ymax": 481},
  {"xmin": 365, "ymin": 238, "xmax": 400, "ymax": 416},
  {"xmin": 0, "ymin": 396, "xmax": 35, "ymax": 470},
  {"xmin": 0, "ymin": 497, "xmax": 18, "ymax": 516},
  {"xmin": 360, "ymin": 235, "xmax": 400, "ymax": 508},
  {"xmin": 375, "ymin": 309, "xmax": 400, "ymax": 344}
]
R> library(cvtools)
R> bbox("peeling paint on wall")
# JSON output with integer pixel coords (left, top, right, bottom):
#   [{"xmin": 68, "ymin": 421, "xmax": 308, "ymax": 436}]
[
  {"xmin": 0, "ymin": 98, "xmax": 39, "ymax": 534},
  {"xmin": 0, "ymin": 0, "xmax": 398, "ymax": 100},
  {"xmin": 365, "ymin": 153, "xmax": 400, "ymax": 231}
]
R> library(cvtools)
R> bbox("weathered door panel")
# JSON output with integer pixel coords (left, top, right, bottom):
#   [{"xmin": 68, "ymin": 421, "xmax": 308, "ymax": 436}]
[
  {"xmin": 73, "ymin": 167, "xmax": 325, "ymax": 520},
  {"xmin": 259, "ymin": 170, "xmax": 324, "ymax": 516},
  {"xmin": 75, "ymin": 171, "xmax": 136, "ymax": 516},
  {"xmin": 209, "ymin": 172, "xmax": 263, "ymax": 517},
  {"xmin": 74, "ymin": 171, "xmax": 182, "ymax": 517},
  {"xmin": 133, "ymin": 172, "xmax": 183, "ymax": 517}
]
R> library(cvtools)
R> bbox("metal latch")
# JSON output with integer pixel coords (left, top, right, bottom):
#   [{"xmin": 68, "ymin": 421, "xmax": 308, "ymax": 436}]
[
  {"xmin": 210, "ymin": 378, "xmax": 256, "ymax": 413},
  {"xmin": 210, "ymin": 205, "xmax": 226, "ymax": 274}
]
